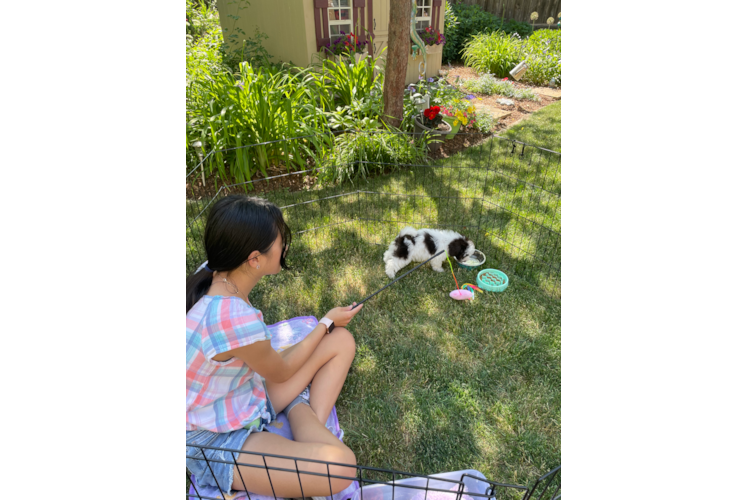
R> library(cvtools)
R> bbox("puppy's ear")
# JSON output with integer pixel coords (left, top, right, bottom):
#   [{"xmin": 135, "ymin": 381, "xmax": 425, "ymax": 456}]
[{"xmin": 448, "ymin": 238, "xmax": 469, "ymax": 259}]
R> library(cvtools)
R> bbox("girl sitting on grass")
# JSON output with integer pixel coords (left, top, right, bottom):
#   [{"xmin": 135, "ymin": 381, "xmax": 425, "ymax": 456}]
[{"xmin": 186, "ymin": 195, "xmax": 363, "ymax": 497}]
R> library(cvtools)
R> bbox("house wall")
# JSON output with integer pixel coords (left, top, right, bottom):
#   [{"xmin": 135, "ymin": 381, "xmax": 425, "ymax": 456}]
[
  {"xmin": 215, "ymin": 0, "xmax": 444, "ymax": 84},
  {"xmin": 215, "ymin": 0, "xmax": 312, "ymax": 67},
  {"xmin": 369, "ymin": 0, "xmax": 445, "ymax": 85}
]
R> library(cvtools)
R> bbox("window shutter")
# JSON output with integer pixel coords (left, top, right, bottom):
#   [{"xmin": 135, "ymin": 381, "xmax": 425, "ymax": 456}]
[
  {"xmin": 353, "ymin": 0, "xmax": 365, "ymax": 40},
  {"xmin": 366, "ymin": 0, "xmax": 374, "ymax": 57},
  {"xmin": 431, "ymin": 0, "xmax": 442, "ymax": 31},
  {"xmin": 314, "ymin": 0, "xmax": 330, "ymax": 51}
]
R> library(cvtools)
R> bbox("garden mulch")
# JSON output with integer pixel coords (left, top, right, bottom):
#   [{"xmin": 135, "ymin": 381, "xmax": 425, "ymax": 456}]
[{"xmin": 439, "ymin": 63, "xmax": 560, "ymax": 133}]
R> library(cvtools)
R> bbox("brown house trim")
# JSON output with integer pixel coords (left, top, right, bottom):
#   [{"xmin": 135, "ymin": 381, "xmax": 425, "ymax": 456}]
[{"xmin": 431, "ymin": 0, "xmax": 442, "ymax": 31}]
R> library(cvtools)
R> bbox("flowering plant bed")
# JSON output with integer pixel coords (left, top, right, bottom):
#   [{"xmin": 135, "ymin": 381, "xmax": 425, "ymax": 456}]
[
  {"xmin": 322, "ymin": 32, "xmax": 369, "ymax": 56},
  {"xmin": 418, "ymin": 26, "xmax": 445, "ymax": 46},
  {"xmin": 442, "ymin": 99, "xmax": 477, "ymax": 130}
]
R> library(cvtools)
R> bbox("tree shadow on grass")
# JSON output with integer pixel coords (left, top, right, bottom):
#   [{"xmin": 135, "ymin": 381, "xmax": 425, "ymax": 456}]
[{"xmin": 193, "ymin": 213, "xmax": 560, "ymax": 486}]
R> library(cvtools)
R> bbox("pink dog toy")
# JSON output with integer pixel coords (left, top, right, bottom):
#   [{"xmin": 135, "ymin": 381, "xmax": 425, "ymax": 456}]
[
  {"xmin": 446, "ymin": 256, "xmax": 475, "ymax": 300},
  {"xmin": 449, "ymin": 289, "xmax": 474, "ymax": 300}
]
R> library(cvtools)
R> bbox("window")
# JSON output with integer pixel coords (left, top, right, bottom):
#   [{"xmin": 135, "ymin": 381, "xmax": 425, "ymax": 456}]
[
  {"xmin": 415, "ymin": 0, "xmax": 432, "ymax": 30},
  {"xmin": 328, "ymin": 0, "xmax": 353, "ymax": 39}
]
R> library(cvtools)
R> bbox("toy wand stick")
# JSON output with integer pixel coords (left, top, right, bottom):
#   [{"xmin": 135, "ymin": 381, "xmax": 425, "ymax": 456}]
[{"xmin": 357, "ymin": 250, "xmax": 445, "ymax": 306}]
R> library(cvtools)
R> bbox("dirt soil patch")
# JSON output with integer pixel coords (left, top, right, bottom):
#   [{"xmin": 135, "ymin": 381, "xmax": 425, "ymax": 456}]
[
  {"xmin": 187, "ymin": 163, "xmax": 317, "ymax": 200},
  {"xmin": 439, "ymin": 63, "xmax": 560, "ymax": 133}
]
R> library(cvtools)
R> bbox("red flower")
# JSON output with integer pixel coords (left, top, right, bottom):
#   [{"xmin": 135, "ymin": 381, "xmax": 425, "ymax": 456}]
[
  {"xmin": 502, "ymin": 77, "xmax": 509, "ymax": 81},
  {"xmin": 423, "ymin": 106, "xmax": 441, "ymax": 121}
]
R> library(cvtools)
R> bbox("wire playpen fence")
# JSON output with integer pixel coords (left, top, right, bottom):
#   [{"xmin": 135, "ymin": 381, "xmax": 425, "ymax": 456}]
[
  {"xmin": 186, "ymin": 131, "xmax": 560, "ymax": 295},
  {"xmin": 185, "ymin": 130, "xmax": 561, "ymax": 499},
  {"xmin": 186, "ymin": 445, "xmax": 560, "ymax": 500}
]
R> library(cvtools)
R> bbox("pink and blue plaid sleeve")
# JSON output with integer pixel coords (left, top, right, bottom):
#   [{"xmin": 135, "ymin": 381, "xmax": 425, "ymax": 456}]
[{"xmin": 203, "ymin": 297, "xmax": 271, "ymax": 358}]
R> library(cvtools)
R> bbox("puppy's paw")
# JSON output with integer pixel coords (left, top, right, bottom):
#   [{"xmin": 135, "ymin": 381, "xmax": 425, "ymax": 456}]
[
  {"xmin": 432, "ymin": 266, "xmax": 445, "ymax": 272},
  {"xmin": 386, "ymin": 270, "xmax": 396, "ymax": 279}
]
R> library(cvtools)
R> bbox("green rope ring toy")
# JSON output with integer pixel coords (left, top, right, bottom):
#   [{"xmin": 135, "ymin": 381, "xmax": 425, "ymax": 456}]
[{"xmin": 477, "ymin": 269, "xmax": 509, "ymax": 292}]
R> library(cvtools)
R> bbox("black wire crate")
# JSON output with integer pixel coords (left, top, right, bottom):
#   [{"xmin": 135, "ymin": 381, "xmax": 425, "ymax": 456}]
[
  {"xmin": 186, "ymin": 444, "xmax": 560, "ymax": 500},
  {"xmin": 186, "ymin": 131, "xmax": 561, "ymax": 296}
]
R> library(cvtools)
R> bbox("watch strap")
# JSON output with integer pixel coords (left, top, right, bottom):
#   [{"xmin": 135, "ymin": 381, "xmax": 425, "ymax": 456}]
[{"xmin": 320, "ymin": 317, "xmax": 334, "ymax": 334}]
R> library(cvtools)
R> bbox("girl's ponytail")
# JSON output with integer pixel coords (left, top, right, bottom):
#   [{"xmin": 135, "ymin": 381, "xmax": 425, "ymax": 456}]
[{"xmin": 186, "ymin": 265, "xmax": 215, "ymax": 313}]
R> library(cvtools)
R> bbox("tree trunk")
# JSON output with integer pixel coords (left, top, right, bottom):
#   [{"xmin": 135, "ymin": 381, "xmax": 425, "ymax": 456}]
[{"xmin": 382, "ymin": 0, "xmax": 411, "ymax": 129}]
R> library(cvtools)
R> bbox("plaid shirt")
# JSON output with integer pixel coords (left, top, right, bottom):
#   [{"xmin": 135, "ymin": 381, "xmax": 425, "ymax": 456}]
[{"xmin": 186, "ymin": 295, "xmax": 272, "ymax": 432}]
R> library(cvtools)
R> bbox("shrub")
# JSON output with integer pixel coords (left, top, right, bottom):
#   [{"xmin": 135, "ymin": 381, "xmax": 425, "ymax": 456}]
[
  {"xmin": 443, "ymin": 2, "xmax": 532, "ymax": 62},
  {"xmin": 318, "ymin": 132, "xmax": 428, "ymax": 184},
  {"xmin": 473, "ymin": 110, "xmax": 495, "ymax": 133},
  {"xmin": 461, "ymin": 28, "xmax": 561, "ymax": 86},
  {"xmin": 460, "ymin": 73, "xmax": 539, "ymax": 101},
  {"xmin": 460, "ymin": 73, "xmax": 509, "ymax": 95},
  {"xmin": 518, "ymin": 29, "xmax": 561, "ymax": 86},
  {"xmin": 511, "ymin": 86, "xmax": 540, "ymax": 101},
  {"xmin": 461, "ymin": 32, "xmax": 521, "ymax": 78}
]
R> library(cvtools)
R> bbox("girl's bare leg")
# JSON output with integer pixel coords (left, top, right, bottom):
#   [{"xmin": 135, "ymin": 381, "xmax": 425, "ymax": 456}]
[
  {"xmin": 231, "ymin": 404, "xmax": 356, "ymax": 496},
  {"xmin": 265, "ymin": 327, "xmax": 356, "ymax": 425}
]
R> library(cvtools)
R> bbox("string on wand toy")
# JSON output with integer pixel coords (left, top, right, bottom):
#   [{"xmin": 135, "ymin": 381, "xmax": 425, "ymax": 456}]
[
  {"xmin": 446, "ymin": 256, "xmax": 475, "ymax": 300},
  {"xmin": 357, "ymin": 250, "xmax": 445, "ymax": 306}
]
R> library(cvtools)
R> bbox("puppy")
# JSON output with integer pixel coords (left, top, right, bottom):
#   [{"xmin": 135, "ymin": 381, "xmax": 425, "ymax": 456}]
[{"xmin": 383, "ymin": 226, "xmax": 476, "ymax": 279}]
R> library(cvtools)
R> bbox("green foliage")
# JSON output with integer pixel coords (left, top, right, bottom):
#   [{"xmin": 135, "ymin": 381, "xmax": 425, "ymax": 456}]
[
  {"xmin": 317, "ymin": 52, "xmax": 383, "ymax": 109},
  {"xmin": 219, "ymin": 0, "xmax": 272, "ymax": 70},
  {"xmin": 461, "ymin": 28, "xmax": 561, "ymax": 86},
  {"xmin": 186, "ymin": 0, "xmax": 228, "ymax": 86},
  {"xmin": 402, "ymin": 78, "xmax": 463, "ymax": 132},
  {"xmin": 460, "ymin": 73, "xmax": 509, "ymax": 95},
  {"xmin": 473, "ymin": 110, "xmax": 495, "ymax": 133},
  {"xmin": 517, "ymin": 29, "xmax": 561, "ymax": 86},
  {"xmin": 318, "ymin": 132, "xmax": 428, "ymax": 185},
  {"xmin": 443, "ymin": 1, "xmax": 532, "ymax": 62},
  {"xmin": 461, "ymin": 32, "xmax": 521, "ymax": 78},
  {"xmin": 512, "ymin": 86, "xmax": 540, "ymax": 101},
  {"xmin": 459, "ymin": 73, "xmax": 539, "ymax": 101},
  {"xmin": 187, "ymin": 62, "xmax": 330, "ymax": 185}
]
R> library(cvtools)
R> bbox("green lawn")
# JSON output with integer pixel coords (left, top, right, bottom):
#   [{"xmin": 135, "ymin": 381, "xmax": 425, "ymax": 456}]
[
  {"xmin": 186, "ymin": 113, "xmax": 561, "ymax": 490},
  {"xmin": 250, "ymin": 241, "xmax": 560, "ymax": 487}
]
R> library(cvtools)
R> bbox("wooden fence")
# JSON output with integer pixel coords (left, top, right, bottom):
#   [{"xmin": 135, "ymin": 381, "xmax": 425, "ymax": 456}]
[{"xmin": 456, "ymin": 0, "xmax": 561, "ymax": 25}]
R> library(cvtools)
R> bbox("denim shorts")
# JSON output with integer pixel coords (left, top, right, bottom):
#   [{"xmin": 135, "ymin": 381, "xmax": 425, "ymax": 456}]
[{"xmin": 186, "ymin": 394, "xmax": 277, "ymax": 494}]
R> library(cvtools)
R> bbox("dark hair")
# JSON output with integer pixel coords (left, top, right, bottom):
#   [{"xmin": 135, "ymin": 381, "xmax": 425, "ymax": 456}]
[{"xmin": 187, "ymin": 195, "xmax": 292, "ymax": 313}]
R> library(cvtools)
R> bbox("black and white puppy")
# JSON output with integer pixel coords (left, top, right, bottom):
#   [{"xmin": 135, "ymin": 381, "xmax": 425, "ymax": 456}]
[{"xmin": 383, "ymin": 226, "xmax": 476, "ymax": 279}]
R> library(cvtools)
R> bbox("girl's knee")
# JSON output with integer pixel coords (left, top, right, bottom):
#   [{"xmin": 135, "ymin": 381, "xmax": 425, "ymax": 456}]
[
  {"xmin": 329, "ymin": 327, "xmax": 356, "ymax": 359},
  {"xmin": 321, "ymin": 445, "xmax": 357, "ymax": 493}
]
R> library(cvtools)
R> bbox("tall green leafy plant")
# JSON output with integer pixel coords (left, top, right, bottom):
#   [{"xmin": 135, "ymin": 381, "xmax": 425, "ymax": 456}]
[
  {"xmin": 443, "ymin": 2, "xmax": 532, "ymax": 62},
  {"xmin": 187, "ymin": 63, "xmax": 330, "ymax": 186},
  {"xmin": 518, "ymin": 29, "xmax": 561, "ymax": 86},
  {"xmin": 318, "ymin": 131, "xmax": 428, "ymax": 185},
  {"xmin": 461, "ymin": 32, "xmax": 521, "ymax": 78},
  {"xmin": 316, "ymin": 52, "xmax": 383, "ymax": 108}
]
